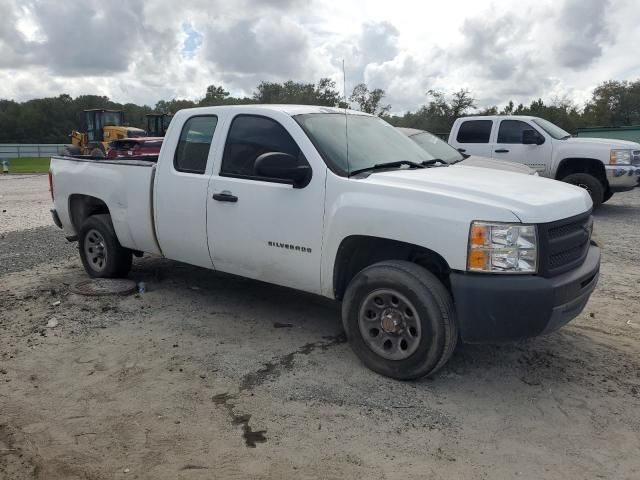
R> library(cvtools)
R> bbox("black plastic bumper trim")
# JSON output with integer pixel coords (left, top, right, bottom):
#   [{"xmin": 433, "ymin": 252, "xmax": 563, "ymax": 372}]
[
  {"xmin": 50, "ymin": 209, "xmax": 62, "ymax": 229},
  {"xmin": 450, "ymin": 244, "xmax": 600, "ymax": 343}
]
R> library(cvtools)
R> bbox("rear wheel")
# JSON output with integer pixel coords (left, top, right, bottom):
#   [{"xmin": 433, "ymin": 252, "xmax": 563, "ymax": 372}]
[
  {"xmin": 342, "ymin": 260, "xmax": 457, "ymax": 380},
  {"xmin": 78, "ymin": 215, "xmax": 132, "ymax": 278},
  {"xmin": 562, "ymin": 173, "xmax": 604, "ymax": 209}
]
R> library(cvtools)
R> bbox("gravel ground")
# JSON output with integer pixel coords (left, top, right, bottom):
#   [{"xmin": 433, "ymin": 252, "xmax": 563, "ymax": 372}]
[
  {"xmin": 0, "ymin": 226, "xmax": 77, "ymax": 275},
  {"xmin": 0, "ymin": 177, "xmax": 639, "ymax": 480},
  {"xmin": 0, "ymin": 175, "xmax": 77, "ymax": 275},
  {"xmin": 0, "ymin": 174, "xmax": 53, "ymax": 235}
]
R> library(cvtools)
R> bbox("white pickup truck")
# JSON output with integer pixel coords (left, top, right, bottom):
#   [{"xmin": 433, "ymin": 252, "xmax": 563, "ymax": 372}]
[
  {"xmin": 449, "ymin": 115, "xmax": 640, "ymax": 208},
  {"xmin": 50, "ymin": 105, "xmax": 600, "ymax": 379}
]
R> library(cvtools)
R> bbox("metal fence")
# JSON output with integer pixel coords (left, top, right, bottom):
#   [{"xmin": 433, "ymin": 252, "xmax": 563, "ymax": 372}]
[{"xmin": 0, "ymin": 144, "xmax": 67, "ymax": 158}]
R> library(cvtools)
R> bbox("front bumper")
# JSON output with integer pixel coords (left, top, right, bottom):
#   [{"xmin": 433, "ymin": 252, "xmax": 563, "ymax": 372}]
[
  {"xmin": 605, "ymin": 165, "xmax": 640, "ymax": 192},
  {"xmin": 450, "ymin": 243, "xmax": 600, "ymax": 343}
]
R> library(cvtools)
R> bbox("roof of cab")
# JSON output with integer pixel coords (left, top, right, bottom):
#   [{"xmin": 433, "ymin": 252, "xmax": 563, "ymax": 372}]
[
  {"xmin": 457, "ymin": 115, "xmax": 538, "ymax": 122},
  {"xmin": 174, "ymin": 104, "xmax": 370, "ymax": 117}
]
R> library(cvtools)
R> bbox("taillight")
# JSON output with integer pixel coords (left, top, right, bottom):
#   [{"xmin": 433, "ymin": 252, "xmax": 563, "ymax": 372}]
[{"xmin": 48, "ymin": 171, "xmax": 54, "ymax": 201}]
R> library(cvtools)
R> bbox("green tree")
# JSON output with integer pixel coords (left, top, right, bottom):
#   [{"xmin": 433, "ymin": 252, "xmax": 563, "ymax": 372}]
[
  {"xmin": 199, "ymin": 85, "xmax": 230, "ymax": 106},
  {"xmin": 500, "ymin": 100, "xmax": 515, "ymax": 115},
  {"xmin": 450, "ymin": 89, "xmax": 476, "ymax": 118},
  {"xmin": 253, "ymin": 78, "xmax": 344, "ymax": 106},
  {"xmin": 349, "ymin": 83, "xmax": 391, "ymax": 116},
  {"xmin": 583, "ymin": 80, "xmax": 640, "ymax": 126}
]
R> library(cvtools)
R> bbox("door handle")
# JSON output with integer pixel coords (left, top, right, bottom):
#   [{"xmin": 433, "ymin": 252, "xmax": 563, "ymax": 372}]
[
  {"xmin": 457, "ymin": 148, "xmax": 466, "ymax": 153},
  {"xmin": 494, "ymin": 149, "xmax": 510, "ymax": 153},
  {"xmin": 212, "ymin": 191, "xmax": 238, "ymax": 203}
]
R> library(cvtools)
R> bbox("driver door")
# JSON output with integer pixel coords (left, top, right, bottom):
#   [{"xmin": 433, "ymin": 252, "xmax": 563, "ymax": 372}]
[{"xmin": 206, "ymin": 112, "xmax": 326, "ymax": 294}]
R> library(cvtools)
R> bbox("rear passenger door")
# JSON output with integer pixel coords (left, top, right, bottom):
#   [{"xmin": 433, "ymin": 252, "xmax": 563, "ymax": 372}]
[
  {"xmin": 491, "ymin": 119, "xmax": 552, "ymax": 174},
  {"xmin": 452, "ymin": 119, "xmax": 494, "ymax": 157},
  {"xmin": 154, "ymin": 115, "xmax": 219, "ymax": 268}
]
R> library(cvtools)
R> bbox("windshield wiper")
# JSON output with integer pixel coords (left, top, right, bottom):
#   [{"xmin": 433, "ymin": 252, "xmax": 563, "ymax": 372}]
[
  {"xmin": 421, "ymin": 158, "xmax": 448, "ymax": 166},
  {"xmin": 350, "ymin": 160, "xmax": 425, "ymax": 177},
  {"xmin": 560, "ymin": 135, "xmax": 571, "ymax": 140}
]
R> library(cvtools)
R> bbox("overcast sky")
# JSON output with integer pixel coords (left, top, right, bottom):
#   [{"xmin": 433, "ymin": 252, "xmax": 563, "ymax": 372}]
[{"xmin": 1, "ymin": 0, "xmax": 638, "ymax": 113}]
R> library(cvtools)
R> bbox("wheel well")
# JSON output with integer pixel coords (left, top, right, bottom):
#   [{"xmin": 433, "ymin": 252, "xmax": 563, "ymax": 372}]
[
  {"xmin": 333, "ymin": 236, "xmax": 451, "ymax": 300},
  {"xmin": 556, "ymin": 158, "xmax": 607, "ymax": 187},
  {"xmin": 69, "ymin": 194, "xmax": 110, "ymax": 232}
]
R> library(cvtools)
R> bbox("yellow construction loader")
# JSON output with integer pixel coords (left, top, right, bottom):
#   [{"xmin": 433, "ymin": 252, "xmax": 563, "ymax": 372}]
[
  {"xmin": 63, "ymin": 109, "xmax": 147, "ymax": 157},
  {"xmin": 146, "ymin": 113, "xmax": 172, "ymax": 137}
]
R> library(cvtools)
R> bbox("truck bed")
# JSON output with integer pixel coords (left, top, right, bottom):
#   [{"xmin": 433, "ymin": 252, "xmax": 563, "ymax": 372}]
[{"xmin": 50, "ymin": 155, "xmax": 162, "ymax": 255}]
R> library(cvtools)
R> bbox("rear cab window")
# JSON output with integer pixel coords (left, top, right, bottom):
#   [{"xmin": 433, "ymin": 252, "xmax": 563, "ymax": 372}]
[
  {"xmin": 174, "ymin": 116, "xmax": 218, "ymax": 174},
  {"xmin": 456, "ymin": 120, "xmax": 493, "ymax": 143}
]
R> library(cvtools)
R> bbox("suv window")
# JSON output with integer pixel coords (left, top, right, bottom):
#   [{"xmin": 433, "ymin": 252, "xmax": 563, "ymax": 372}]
[
  {"xmin": 456, "ymin": 120, "xmax": 493, "ymax": 143},
  {"xmin": 174, "ymin": 116, "xmax": 218, "ymax": 174},
  {"xmin": 221, "ymin": 115, "xmax": 305, "ymax": 179},
  {"xmin": 498, "ymin": 120, "xmax": 533, "ymax": 144}
]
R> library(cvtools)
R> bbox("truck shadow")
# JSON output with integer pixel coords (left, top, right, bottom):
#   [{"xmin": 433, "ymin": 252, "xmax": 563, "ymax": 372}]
[
  {"xmin": 594, "ymin": 202, "xmax": 638, "ymax": 219},
  {"xmin": 125, "ymin": 255, "xmax": 637, "ymax": 401}
]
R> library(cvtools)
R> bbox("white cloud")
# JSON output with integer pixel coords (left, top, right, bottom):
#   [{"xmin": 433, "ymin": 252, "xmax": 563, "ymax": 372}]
[{"xmin": 0, "ymin": 0, "xmax": 638, "ymax": 112}]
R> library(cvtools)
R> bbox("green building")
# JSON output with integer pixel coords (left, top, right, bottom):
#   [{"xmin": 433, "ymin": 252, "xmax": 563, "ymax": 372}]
[{"xmin": 576, "ymin": 125, "xmax": 640, "ymax": 143}]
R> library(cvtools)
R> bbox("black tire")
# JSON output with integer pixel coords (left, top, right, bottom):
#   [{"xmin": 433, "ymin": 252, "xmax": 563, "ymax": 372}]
[
  {"xmin": 90, "ymin": 147, "xmax": 105, "ymax": 158},
  {"xmin": 78, "ymin": 214, "xmax": 132, "ymax": 278},
  {"xmin": 61, "ymin": 145, "xmax": 81, "ymax": 157},
  {"xmin": 562, "ymin": 173, "xmax": 604, "ymax": 209},
  {"xmin": 342, "ymin": 260, "xmax": 458, "ymax": 380},
  {"xmin": 602, "ymin": 190, "xmax": 613, "ymax": 203}
]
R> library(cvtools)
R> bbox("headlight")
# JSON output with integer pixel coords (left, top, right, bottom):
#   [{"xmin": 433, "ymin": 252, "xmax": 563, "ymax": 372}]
[
  {"xmin": 610, "ymin": 149, "xmax": 631, "ymax": 165},
  {"xmin": 467, "ymin": 222, "xmax": 537, "ymax": 273}
]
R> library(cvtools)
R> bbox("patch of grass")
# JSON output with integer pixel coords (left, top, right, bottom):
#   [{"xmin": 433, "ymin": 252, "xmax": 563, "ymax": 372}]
[{"xmin": 3, "ymin": 157, "xmax": 51, "ymax": 174}]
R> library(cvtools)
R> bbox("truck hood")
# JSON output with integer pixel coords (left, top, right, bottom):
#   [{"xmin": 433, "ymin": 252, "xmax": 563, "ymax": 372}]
[
  {"xmin": 361, "ymin": 166, "xmax": 592, "ymax": 223},
  {"xmin": 567, "ymin": 136, "xmax": 640, "ymax": 149},
  {"xmin": 459, "ymin": 155, "xmax": 535, "ymax": 175}
]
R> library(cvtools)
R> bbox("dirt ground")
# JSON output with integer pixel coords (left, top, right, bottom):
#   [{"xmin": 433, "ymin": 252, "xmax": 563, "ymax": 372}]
[{"xmin": 1, "ymin": 176, "xmax": 639, "ymax": 479}]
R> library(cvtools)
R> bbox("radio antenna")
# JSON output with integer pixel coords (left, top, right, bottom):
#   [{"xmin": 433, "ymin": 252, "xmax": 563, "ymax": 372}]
[{"xmin": 342, "ymin": 59, "xmax": 350, "ymax": 175}]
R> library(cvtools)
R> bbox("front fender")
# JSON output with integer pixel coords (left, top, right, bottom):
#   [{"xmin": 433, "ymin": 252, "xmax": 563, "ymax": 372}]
[{"xmin": 320, "ymin": 175, "xmax": 520, "ymax": 297}]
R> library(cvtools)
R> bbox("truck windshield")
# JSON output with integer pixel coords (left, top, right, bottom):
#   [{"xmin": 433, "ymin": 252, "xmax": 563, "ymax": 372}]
[
  {"xmin": 531, "ymin": 118, "xmax": 571, "ymax": 140},
  {"xmin": 295, "ymin": 113, "xmax": 435, "ymax": 176},
  {"xmin": 408, "ymin": 132, "xmax": 464, "ymax": 163}
]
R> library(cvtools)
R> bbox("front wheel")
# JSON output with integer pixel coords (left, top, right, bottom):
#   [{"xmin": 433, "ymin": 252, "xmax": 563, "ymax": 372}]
[
  {"xmin": 342, "ymin": 260, "xmax": 458, "ymax": 380},
  {"xmin": 562, "ymin": 173, "xmax": 604, "ymax": 209},
  {"xmin": 90, "ymin": 147, "xmax": 105, "ymax": 158},
  {"xmin": 78, "ymin": 214, "xmax": 132, "ymax": 278}
]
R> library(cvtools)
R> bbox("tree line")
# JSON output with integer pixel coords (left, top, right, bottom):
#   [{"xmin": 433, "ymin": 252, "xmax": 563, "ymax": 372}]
[{"xmin": 0, "ymin": 78, "xmax": 638, "ymax": 143}]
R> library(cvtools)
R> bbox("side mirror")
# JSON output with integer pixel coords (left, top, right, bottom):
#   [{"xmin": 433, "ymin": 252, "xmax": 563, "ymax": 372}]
[
  {"xmin": 255, "ymin": 152, "xmax": 312, "ymax": 188},
  {"xmin": 522, "ymin": 129, "xmax": 544, "ymax": 145}
]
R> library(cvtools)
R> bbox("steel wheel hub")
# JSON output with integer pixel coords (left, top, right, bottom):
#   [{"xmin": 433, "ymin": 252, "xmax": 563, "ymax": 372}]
[
  {"xmin": 381, "ymin": 308, "xmax": 404, "ymax": 333},
  {"xmin": 577, "ymin": 183, "xmax": 592, "ymax": 194},
  {"xmin": 84, "ymin": 229, "xmax": 107, "ymax": 272},
  {"xmin": 358, "ymin": 289, "xmax": 422, "ymax": 360}
]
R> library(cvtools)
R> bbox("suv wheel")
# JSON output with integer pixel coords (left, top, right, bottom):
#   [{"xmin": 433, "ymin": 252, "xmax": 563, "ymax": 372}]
[{"xmin": 342, "ymin": 260, "xmax": 458, "ymax": 380}]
